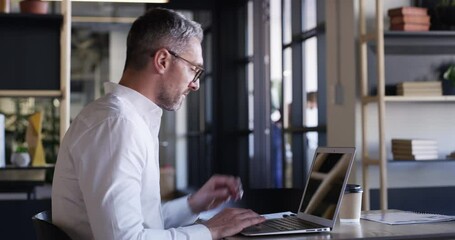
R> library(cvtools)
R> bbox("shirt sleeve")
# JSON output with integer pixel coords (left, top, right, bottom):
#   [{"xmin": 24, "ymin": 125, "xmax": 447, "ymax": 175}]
[
  {"xmin": 162, "ymin": 196, "xmax": 199, "ymax": 228},
  {"xmin": 73, "ymin": 117, "xmax": 212, "ymax": 240}
]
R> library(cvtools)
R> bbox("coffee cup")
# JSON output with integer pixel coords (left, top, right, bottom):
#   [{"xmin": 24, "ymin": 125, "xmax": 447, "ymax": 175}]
[{"xmin": 339, "ymin": 184, "xmax": 363, "ymax": 223}]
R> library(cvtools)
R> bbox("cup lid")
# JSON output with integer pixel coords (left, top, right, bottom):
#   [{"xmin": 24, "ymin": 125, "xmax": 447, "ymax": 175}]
[{"xmin": 345, "ymin": 184, "xmax": 363, "ymax": 193}]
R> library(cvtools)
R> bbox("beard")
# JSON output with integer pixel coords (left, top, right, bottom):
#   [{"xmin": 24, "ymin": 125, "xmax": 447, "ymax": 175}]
[{"xmin": 156, "ymin": 89, "xmax": 187, "ymax": 111}]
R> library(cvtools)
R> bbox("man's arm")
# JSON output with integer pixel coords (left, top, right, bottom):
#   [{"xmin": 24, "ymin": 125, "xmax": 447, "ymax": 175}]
[{"xmin": 185, "ymin": 175, "xmax": 266, "ymax": 239}]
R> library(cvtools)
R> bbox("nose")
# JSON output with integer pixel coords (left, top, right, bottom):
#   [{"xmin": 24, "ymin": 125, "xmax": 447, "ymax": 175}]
[{"xmin": 188, "ymin": 80, "xmax": 200, "ymax": 91}]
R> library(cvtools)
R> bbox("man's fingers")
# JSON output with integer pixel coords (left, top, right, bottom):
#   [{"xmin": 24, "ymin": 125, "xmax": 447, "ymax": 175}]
[
  {"xmin": 203, "ymin": 208, "xmax": 266, "ymax": 239},
  {"xmin": 238, "ymin": 215, "xmax": 266, "ymax": 229},
  {"xmin": 219, "ymin": 208, "xmax": 264, "ymax": 222},
  {"xmin": 209, "ymin": 175, "xmax": 243, "ymax": 200}
]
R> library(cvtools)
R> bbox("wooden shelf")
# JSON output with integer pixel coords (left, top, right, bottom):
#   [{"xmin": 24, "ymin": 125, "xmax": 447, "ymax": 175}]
[
  {"xmin": 368, "ymin": 31, "xmax": 455, "ymax": 54},
  {"xmin": 0, "ymin": 13, "xmax": 63, "ymax": 21},
  {"xmin": 362, "ymin": 95, "xmax": 455, "ymax": 104},
  {"xmin": 0, "ymin": 164, "xmax": 55, "ymax": 171},
  {"xmin": 0, "ymin": 90, "xmax": 62, "ymax": 98},
  {"xmin": 389, "ymin": 159, "xmax": 455, "ymax": 163},
  {"xmin": 364, "ymin": 158, "xmax": 455, "ymax": 164}
]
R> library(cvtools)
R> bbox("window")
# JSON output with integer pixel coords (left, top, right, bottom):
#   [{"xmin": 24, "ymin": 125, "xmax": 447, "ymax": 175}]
[
  {"xmin": 183, "ymin": 0, "xmax": 327, "ymax": 189},
  {"xmin": 273, "ymin": 0, "xmax": 326, "ymax": 187}
]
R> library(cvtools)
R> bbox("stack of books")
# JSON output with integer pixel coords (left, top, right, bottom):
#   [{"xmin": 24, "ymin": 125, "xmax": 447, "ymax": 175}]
[
  {"xmin": 388, "ymin": 6, "xmax": 430, "ymax": 31},
  {"xmin": 396, "ymin": 81, "xmax": 442, "ymax": 96},
  {"xmin": 391, "ymin": 138, "xmax": 438, "ymax": 160}
]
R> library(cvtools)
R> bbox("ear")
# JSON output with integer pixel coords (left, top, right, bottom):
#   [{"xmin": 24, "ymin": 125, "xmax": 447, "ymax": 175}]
[{"xmin": 153, "ymin": 48, "xmax": 171, "ymax": 74}]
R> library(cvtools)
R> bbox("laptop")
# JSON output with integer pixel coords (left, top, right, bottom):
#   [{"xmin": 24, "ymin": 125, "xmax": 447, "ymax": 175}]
[{"xmin": 241, "ymin": 147, "xmax": 356, "ymax": 236}]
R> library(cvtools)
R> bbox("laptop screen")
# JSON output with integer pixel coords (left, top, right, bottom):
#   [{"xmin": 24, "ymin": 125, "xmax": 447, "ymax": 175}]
[{"xmin": 298, "ymin": 149, "xmax": 354, "ymax": 221}]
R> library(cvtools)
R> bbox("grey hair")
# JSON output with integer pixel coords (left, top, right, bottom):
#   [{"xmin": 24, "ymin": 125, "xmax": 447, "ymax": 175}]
[{"xmin": 125, "ymin": 8, "xmax": 203, "ymax": 70}]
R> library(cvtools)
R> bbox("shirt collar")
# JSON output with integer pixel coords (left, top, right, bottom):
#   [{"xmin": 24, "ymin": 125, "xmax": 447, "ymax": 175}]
[{"xmin": 104, "ymin": 82, "xmax": 163, "ymax": 136}]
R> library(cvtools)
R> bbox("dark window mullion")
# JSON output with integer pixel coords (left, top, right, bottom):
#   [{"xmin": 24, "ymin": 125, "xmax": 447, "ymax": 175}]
[
  {"xmin": 283, "ymin": 28, "xmax": 316, "ymax": 49},
  {"xmin": 288, "ymin": 0, "xmax": 306, "ymax": 188},
  {"xmin": 283, "ymin": 125, "xmax": 326, "ymax": 133}
]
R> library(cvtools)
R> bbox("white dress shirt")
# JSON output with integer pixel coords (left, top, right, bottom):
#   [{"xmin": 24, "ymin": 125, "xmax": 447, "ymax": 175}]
[{"xmin": 52, "ymin": 83, "xmax": 211, "ymax": 240}]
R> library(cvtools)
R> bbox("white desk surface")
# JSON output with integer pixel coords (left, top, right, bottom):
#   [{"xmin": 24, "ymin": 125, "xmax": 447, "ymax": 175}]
[{"xmin": 227, "ymin": 210, "xmax": 455, "ymax": 240}]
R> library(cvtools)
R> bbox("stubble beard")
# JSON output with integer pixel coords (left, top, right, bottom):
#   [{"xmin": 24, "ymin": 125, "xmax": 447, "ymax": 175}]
[{"xmin": 156, "ymin": 90, "xmax": 186, "ymax": 111}]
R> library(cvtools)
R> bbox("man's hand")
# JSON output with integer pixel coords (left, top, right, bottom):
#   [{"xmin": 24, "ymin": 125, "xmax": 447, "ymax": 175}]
[
  {"xmin": 203, "ymin": 208, "xmax": 265, "ymax": 240},
  {"xmin": 188, "ymin": 175, "xmax": 243, "ymax": 213}
]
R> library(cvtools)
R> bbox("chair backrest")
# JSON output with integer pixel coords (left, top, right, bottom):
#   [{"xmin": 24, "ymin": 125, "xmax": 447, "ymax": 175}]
[{"xmin": 32, "ymin": 210, "xmax": 72, "ymax": 240}]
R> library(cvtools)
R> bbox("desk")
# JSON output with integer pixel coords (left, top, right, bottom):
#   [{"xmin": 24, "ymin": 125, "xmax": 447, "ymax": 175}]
[
  {"xmin": 0, "ymin": 164, "xmax": 54, "ymax": 199},
  {"xmin": 222, "ymin": 189, "xmax": 455, "ymax": 240},
  {"xmin": 227, "ymin": 213, "xmax": 455, "ymax": 240}
]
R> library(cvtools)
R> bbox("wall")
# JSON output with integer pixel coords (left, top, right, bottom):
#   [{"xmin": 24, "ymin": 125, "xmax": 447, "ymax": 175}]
[
  {"xmin": 109, "ymin": 30, "xmax": 128, "ymax": 84},
  {"xmin": 325, "ymin": 0, "xmax": 357, "ymax": 182}
]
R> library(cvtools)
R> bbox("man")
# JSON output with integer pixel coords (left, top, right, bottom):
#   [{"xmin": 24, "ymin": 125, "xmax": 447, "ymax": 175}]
[{"xmin": 52, "ymin": 8, "xmax": 265, "ymax": 240}]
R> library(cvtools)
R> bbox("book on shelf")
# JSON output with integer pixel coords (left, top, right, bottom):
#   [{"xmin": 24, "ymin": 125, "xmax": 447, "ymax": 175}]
[
  {"xmin": 397, "ymin": 91, "xmax": 442, "ymax": 97},
  {"xmin": 393, "ymin": 153, "xmax": 439, "ymax": 161},
  {"xmin": 397, "ymin": 81, "xmax": 441, "ymax": 88},
  {"xmin": 397, "ymin": 88, "xmax": 441, "ymax": 92},
  {"xmin": 391, "ymin": 138, "xmax": 437, "ymax": 147},
  {"xmin": 396, "ymin": 89, "xmax": 442, "ymax": 96},
  {"xmin": 392, "ymin": 148, "xmax": 438, "ymax": 156},
  {"xmin": 390, "ymin": 23, "xmax": 430, "ymax": 31},
  {"xmin": 387, "ymin": 6, "xmax": 428, "ymax": 17},
  {"xmin": 392, "ymin": 145, "xmax": 438, "ymax": 152},
  {"xmin": 396, "ymin": 81, "xmax": 442, "ymax": 96},
  {"xmin": 390, "ymin": 15, "xmax": 430, "ymax": 25},
  {"xmin": 392, "ymin": 138, "xmax": 439, "ymax": 160}
]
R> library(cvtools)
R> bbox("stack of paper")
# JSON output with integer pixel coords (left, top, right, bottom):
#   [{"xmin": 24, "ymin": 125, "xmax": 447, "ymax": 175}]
[
  {"xmin": 391, "ymin": 138, "xmax": 438, "ymax": 160},
  {"xmin": 396, "ymin": 81, "xmax": 442, "ymax": 96},
  {"xmin": 362, "ymin": 210, "xmax": 455, "ymax": 225}
]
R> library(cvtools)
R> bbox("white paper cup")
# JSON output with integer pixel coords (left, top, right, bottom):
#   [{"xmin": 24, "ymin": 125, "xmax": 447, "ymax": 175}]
[{"xmin": 339, "ymin": 184, "xmax": 363, "ymax": 223}]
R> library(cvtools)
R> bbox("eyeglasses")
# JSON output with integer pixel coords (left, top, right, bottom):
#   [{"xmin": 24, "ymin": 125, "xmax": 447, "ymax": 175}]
[{"xmin": 167, "ymin": 50, "xmax": 204, "ymax": 83}]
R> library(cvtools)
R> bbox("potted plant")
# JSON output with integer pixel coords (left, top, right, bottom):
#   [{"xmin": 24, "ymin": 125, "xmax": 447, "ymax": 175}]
[
  {"xmin": 443, "ymin": 65, "xmax": 455, "ymax": 95},
  {"xmin": 10, "ymin": 144, "xmax": 31, "ymax": 167}
]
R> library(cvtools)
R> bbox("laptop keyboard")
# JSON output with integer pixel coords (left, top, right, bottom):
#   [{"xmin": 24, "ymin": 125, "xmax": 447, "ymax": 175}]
[{"xmin": 262, "ymin": 216, "xmax": 317, "ymax": 231}]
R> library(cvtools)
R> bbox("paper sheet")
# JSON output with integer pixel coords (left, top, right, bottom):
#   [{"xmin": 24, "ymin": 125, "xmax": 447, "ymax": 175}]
[{"xmin": 361, "ymin": 210, "xmax": 455, "ymax": 225}]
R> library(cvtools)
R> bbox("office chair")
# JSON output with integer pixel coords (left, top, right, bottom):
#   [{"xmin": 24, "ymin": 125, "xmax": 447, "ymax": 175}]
[{"xmin": 32, "ymin": 210, "xmax": 72, "ymax": 240}]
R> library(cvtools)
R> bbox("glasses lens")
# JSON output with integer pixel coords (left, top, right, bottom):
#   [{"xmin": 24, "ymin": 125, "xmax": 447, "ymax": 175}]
[{"xmin": 193, "ymin": 69, "xmax": 204, "ymax": 83}]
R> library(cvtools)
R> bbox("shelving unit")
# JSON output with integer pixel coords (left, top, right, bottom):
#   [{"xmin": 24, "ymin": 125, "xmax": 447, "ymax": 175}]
[
  {"xmin": 359, "ymin": 0, "xmax": 455, "ymax": 211},
  {"xmin": 0, "ymin": 1, "xmax": 71, "ymax": 142}
]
